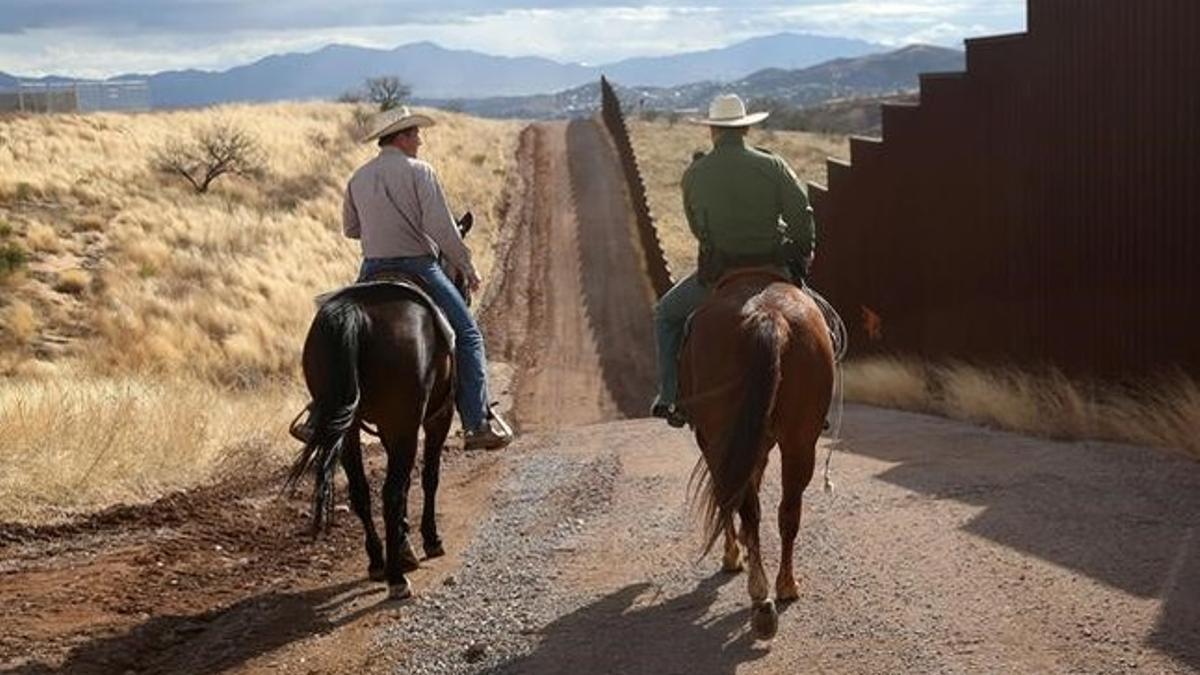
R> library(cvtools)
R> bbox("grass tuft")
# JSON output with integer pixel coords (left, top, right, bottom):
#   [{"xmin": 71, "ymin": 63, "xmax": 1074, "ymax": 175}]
[{"xmin": 845, "ymin": 356, "xmax": 1200, "ymax": 460}]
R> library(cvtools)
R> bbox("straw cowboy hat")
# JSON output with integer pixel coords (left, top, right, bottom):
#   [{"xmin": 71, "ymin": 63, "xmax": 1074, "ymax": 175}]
[
  {"xmin": 689, "ymin": 94, "xmax": 769, "ymax": 127},
  {"xmin": 362, "ymin": 105, "xmax": 436, "ymax": 143}
]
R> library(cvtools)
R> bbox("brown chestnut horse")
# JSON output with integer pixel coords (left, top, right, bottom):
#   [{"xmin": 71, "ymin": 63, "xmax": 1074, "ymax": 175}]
[
  {"xmin": 679, "ymin": 267, "xmax": 834, "ymax": 640},
  {"xmin": 286, "ymin": 215, "xmax": 473, "ymax": 601}
]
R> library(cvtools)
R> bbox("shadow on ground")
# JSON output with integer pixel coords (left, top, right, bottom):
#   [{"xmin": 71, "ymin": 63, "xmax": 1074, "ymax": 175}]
[
  {"xmin": 10, "ymin": 580, "xmax": 386, "ymax": 675},
  {"xmin": 841, "ymin": 404, "xmax": 1200, "ymax": 669},
  {"xmin": 566, "ymin": 117, "xmax": 659, "ymax": 420},
  {"xmin": 490, "ymin": 573, "xmax": 778, "ymax": 675}
]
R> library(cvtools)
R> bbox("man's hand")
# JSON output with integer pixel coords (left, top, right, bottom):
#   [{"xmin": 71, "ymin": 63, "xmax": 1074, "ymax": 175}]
[
  {"xmin": 468, "ymin": 271, "xmax": 482, "ymax": 293},
  {"xmin": 788, "ymin": 251, "xmax": 814, "ymax": 285}
]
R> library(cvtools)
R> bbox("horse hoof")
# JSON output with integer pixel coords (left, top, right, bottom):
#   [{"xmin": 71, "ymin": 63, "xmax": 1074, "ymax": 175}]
[
  {"xmin": 368, "ymin": 566, "xmax": 387, "ymax": 582},
  {"xmin": 776, "ymin": 581, "xmax": 800, "ymax": 602},
  {"xmin": 751, "ymin": 600, "xmax": 778, "ymax": 641},
  {"xmin": 388, "ymin": 578, "xmax": 412, "ymax": 601},
  {"xmin": 399, "ymin": 541, "xmax": 421, "ymax": 573},
  {"xmin": 721, "ymin": 557, "xmax": 744, "ymax": 574},
  {"xmin": 424, "ymin": 542, "xmax": 446, "ymax": 559}
]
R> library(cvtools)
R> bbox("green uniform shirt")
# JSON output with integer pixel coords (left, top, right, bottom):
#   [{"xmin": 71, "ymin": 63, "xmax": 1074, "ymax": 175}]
[{"xmin": 682, "ymin": 131, "xmax": 815, "ymax": 261}]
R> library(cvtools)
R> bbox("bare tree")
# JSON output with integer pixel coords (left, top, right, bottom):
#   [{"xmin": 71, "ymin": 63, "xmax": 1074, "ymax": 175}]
[
  {"xmin": 155, "ymin": 123, "xmax": 266, "ymax": 193},
  {"xmin": 365, "ymin": 76, "xmax": 411, "ymax": 111}
]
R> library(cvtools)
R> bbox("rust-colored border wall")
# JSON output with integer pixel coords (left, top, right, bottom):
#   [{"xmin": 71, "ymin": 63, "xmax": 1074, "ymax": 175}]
[
  {"xmin": 809, "ymin": 0, "xmax": 1200, "ymax": 380},
  {"xmin": 598, "ymin": 77, "xmax": 675, "ymax": 298}
]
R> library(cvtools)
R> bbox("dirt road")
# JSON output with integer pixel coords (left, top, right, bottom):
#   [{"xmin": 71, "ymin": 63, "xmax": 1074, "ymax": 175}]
[{"xmin": 2, "ymin": 120, "xmax": 1197, "ymax": 674}]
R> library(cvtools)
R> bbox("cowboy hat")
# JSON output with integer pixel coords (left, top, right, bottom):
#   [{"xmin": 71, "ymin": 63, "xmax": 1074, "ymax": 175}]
[
  {"xmin": 689, "ymin": 94, "xmax": 769, "ymax": 127},
  {"xmin": 362, "ymin": 105, "xmax": 436, "ymax": 143}
]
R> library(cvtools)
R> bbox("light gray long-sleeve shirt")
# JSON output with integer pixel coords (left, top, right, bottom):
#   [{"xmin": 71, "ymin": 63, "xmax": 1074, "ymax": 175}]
[{"xmin": 342, "ymin": 146, "xmax": 475, "ymax": 278}]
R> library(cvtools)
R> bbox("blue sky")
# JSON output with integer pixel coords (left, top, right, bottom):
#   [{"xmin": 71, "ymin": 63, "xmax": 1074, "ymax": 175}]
[{"xmin": 0, "ymin": 1, "xmax": 1027, "ymax": 77}]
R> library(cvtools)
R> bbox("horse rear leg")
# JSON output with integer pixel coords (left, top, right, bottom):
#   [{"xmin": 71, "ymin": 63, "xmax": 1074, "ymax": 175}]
[
  {"xmin": 722, "ymin": 521, "xmax": 743, "ymax": 573},
  {"xmin": 420, "ymin": 404, "xmax": 452, "ymax": 559},
  {"xmin": 739, "ymin": 476, "xmax": 778, "ymax": 640},
  {"xmin": 776, "ymin": 433, "xmax": 817, "ymax": 602},
  {"xmin": 341, "ymin": 430, "xmax": 385, "ymax": 581},
  {"xmin": 381, "ymin": 428, "xmax": 420, "ymax": 600}
]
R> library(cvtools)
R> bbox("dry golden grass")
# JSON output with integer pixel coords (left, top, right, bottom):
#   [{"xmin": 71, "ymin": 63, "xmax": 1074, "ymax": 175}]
[
  {"xmin": 844, "ymin": 357, "xmax": 931, "ymax": 411},
  {"xmin": 23, "ymin": 222, "xmax": 62, "ymax": 253},
  {"xmin": 53, "ymin": 268, "xmax": 90, "ymax": 295},
  {"xmin": 0, "ymin": 375, "xmax": 302, "ymax": 523},
  {"xmin": 845, "ymin": 356, "xmax": 1200, "ymax": 459},
  {"xmin": 0, "ymin": 102, "xmax": 521, "ymax": 384},
  {"xmin": 0, "ymin": 102, "xmax": 522, "ymax": 522},
  {"xmin": 1, "ymin": 300, "xmax": 38, "ymax": 345},
  {"xmin": 626, "ymin": 117, "xmax": 849, "ymax": 278}
]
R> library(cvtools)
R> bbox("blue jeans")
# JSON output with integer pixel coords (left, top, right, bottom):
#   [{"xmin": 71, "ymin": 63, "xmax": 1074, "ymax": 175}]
[
  {"xmin": 653, "ymin": 272, "xmax": 710, "ymax": 407},
  {"xmin": 359, "ymin": 256, "xmax": 490, "ymax": 431}
]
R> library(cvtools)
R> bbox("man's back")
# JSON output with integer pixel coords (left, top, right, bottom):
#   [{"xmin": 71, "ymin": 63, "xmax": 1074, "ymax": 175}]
[
  {"xmin": 344, "ymin": 146, "xmax": 472, "ymax": 278},
  {"xmin": 683, "ymin": 135, "xmax": 814, "ymax": 261}
]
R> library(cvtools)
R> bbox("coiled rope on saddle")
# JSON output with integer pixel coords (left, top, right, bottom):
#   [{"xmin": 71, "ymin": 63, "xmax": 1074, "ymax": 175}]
[{"xmin": 802, "ymin": 283, "xmax": 848, "ymax": 495}]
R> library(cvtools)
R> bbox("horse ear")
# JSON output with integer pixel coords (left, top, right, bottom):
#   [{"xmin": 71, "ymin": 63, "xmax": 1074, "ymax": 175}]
[{"xmin": 457, "ymin": 211, "xmax": 474, "ymax": 238}]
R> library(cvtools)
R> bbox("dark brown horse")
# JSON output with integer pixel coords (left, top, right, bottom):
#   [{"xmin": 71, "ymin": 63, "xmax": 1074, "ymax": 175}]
[
  {"xmin": 287, "ymin": 215, "xmax": 473, "ymax": 600},
  {"xmin": 679, "ymin": 267, "xmax": 834, "ymax": 640}
]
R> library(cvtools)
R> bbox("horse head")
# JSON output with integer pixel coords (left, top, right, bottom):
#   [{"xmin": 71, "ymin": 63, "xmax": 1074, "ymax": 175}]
[{"xmin": 448, "ymin": 211, "xmax": 474, "ymax": 307}]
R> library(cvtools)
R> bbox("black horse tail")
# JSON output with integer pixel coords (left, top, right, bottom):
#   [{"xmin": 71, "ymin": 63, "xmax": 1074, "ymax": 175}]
[
  {"xmin": 286, "ymin": 294, "xmax": 370, "ymax": 533},
  {"xmin": 695, "ymin": 311, "xmax": 784, "ymax": 555}
]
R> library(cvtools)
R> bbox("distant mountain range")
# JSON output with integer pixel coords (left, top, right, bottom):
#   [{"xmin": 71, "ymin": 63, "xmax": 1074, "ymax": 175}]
[
  {"xmin": 438, "ymin": 45, "xmax": 965, "ymax": 119},
  {"xmin": 0, "ymin": 33, "xmax": 884, "ymax": 107}
]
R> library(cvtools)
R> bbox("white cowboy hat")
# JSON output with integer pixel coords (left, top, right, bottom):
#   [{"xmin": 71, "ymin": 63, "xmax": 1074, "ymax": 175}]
[
  {"xmin": 362, "ymin": 105, "xmax": 436, "ymax": 143},
  {"xmin": 689, "ymin": 94, "xmax": 769, "ymax": 127}
]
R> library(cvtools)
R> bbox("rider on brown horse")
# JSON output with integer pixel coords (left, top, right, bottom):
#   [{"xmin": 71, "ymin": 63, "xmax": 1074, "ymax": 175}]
[
  {"xmin": 651, "ymin": 94, "xmax": 816, "ymax": 427},
  {"xmin": 294, "ymin": 106, "xmax": 512, "ymax": 451}
]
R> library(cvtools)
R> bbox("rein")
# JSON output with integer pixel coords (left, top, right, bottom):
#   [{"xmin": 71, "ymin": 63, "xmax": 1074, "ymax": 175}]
[{"xmin": 801, "ymin": 282, "xmax": 848, "ymax": 494}]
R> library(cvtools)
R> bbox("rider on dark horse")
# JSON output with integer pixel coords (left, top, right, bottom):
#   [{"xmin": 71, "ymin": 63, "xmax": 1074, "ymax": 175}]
[
  {"xmin": 651, "ymin": 94, "xmax": 816, "ymax": 427},
  {"xmin": 295, "ymin": 106, "xmax": 513, "ymax": 451}
]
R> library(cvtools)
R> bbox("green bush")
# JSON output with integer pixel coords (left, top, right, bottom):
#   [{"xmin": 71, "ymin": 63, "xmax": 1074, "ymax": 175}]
[{"xmin": 0, "ymin": 242, "xmax": 28, "ymax": 279}]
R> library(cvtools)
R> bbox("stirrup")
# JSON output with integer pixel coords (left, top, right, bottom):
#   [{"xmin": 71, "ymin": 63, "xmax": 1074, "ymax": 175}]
[{"xmin": 651, "ymin": 402, "xmax": 687, "ymax": 428}]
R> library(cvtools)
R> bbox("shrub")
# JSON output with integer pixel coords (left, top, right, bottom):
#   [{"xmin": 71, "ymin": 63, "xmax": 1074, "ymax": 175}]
[
  {"xmin": 154, "ymin": 122, "xmax": 267, "ymax": 193},
  {"xmin": 365, "ymin": 76, "xmax": 411, "ymax": 111},
  {"xmin": 24, "ymin": 222, "xmax": 61, "ymax": 252},
  {"xmin": 0, "ymin": 242, "xmax": 28, "ymax": 279},
  {"xmin": 54, "ymin": 268, "xmax": 91, "ymax": 295},
  {"xmin": 2, "ymin": 300, "xmax": 39, "ymax": 344}
]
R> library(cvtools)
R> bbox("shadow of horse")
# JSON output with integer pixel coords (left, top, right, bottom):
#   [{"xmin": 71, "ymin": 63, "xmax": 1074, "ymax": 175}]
[
  {"xmin": 9, "ymin": 580, "xmax": 388, "ymax": 675},
  {"xmin": 490, "ymin": 573, "xmax": 782, "ymax": 674}
]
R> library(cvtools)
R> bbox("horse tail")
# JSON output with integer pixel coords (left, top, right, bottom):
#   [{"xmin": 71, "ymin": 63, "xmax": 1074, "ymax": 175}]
[
  {"xmin": 286, "ymin": 294, "xmax": 370, "ymax": 533},
  {"xmin": 695, "ymin": 311, "xmax": 784, "ymax": 555}
]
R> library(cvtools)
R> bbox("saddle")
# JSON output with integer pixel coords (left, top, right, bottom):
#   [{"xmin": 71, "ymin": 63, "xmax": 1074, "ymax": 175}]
[
  {"xmin": 683, "ymin": 266, "xmax": 794, "ymax": 342},
  {"xmin": 316, "ymin": 270, "xmax": 456, "ymax": 350}
]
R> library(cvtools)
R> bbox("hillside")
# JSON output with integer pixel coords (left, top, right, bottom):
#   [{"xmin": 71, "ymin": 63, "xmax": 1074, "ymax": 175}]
[
  {"xmin": 446, "ymin": 45, "xmax": 962, "ymax": 118},
  {"xmin": 0, "ymin": 102, "xmax": 520, "ymax": 519},
  {"xmin": 758, "ymin": 92, "xmax": 921, "ymax": 135},
  {"xmin": 598, "ymin": 32, "xmax": 882, "ymax": 86}
]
